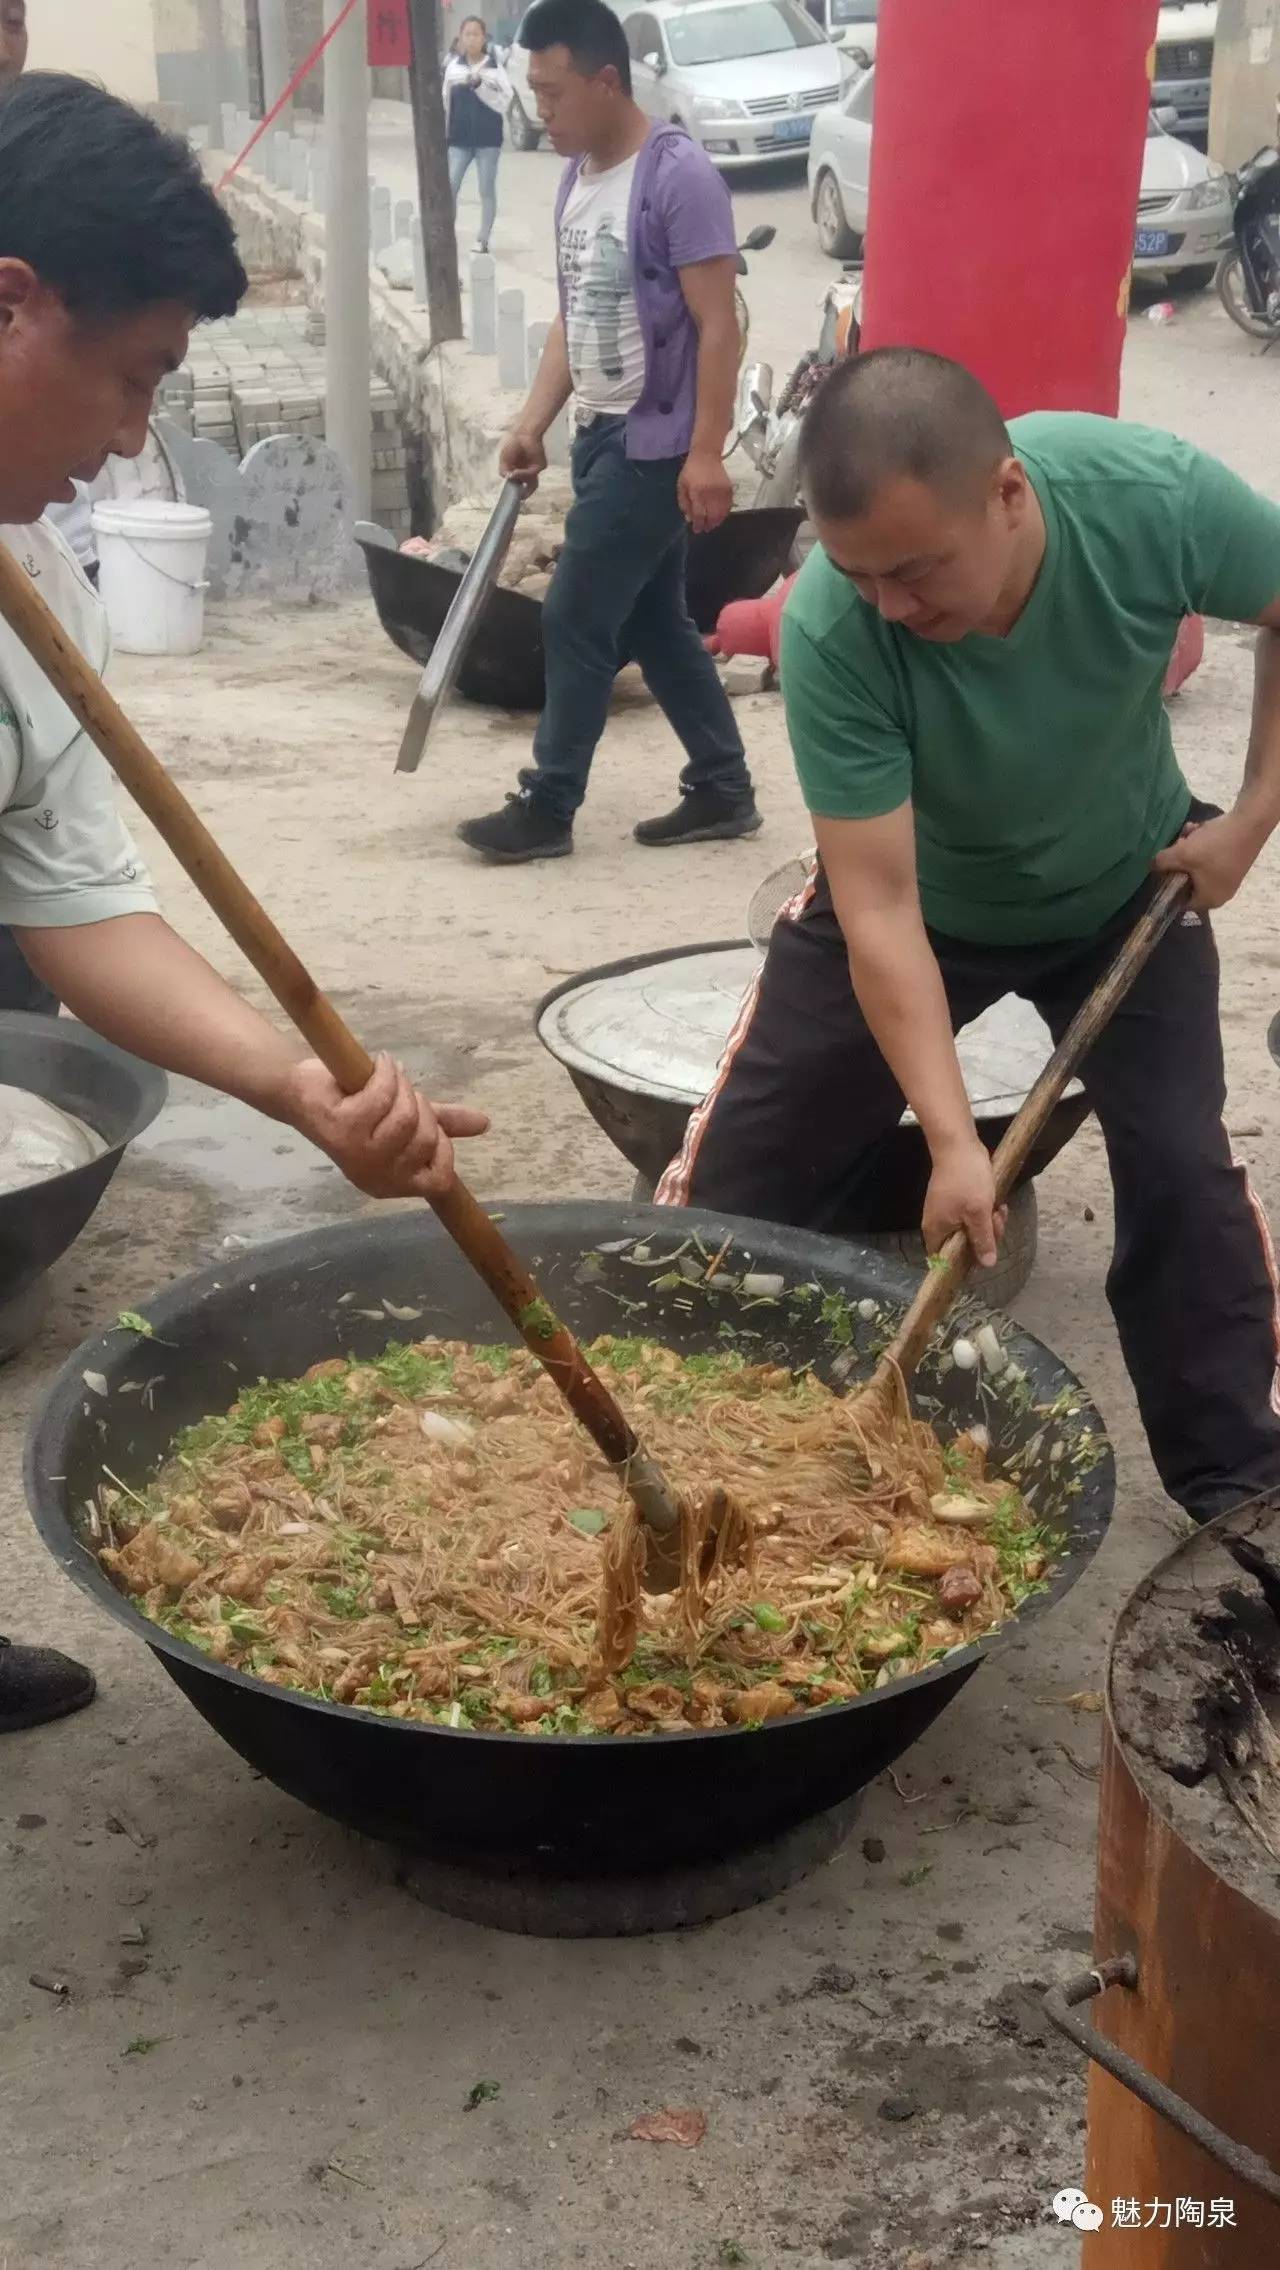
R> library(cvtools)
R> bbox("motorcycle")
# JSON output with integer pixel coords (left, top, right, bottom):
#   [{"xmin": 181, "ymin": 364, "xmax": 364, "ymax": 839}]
[
  {"xmin": 1216, "ymin": 140, "xmax": 1280, "ymax": 343},
  {"xmin": 734, "ymin": 222, "xmax": 777, "ymax": 365},
  {"xmin": 730, "ymin": 263, "xmax": 864, "ymax": 513}
]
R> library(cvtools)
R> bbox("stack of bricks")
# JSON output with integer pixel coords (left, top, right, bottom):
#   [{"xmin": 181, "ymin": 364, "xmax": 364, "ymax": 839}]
[
  {"xmin": 161, "ymin": 305, "xmax": 411, "ymax": 537},
  {"xmin": 370, "ymin": 383, "xmax": 412, "ymax": 542}
]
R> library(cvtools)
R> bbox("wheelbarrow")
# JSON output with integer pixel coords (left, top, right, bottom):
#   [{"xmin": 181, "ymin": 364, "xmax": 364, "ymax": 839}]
[
  {"xmin": 358, "ymin": 503, "xmax": 805, "ymax": 712},
  {"xmin": 536, "ymin": 861, "xmax": 1092, "ymax": 1308}
]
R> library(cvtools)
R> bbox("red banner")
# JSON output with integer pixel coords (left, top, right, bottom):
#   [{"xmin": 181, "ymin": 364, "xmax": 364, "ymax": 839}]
[{"xmin": 369, "ymin": 0, "xmax": 413, "ymax": 68}]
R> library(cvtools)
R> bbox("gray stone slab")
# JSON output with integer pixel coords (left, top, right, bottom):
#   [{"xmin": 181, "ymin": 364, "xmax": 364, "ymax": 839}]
[
  {"xmin": 470, "ymin": 253, "xmax": 497, "ymax": 354},
  {"xmin": 497, "ymin": 287, "xmax": 527, "ymax": 390},
  {"xmin": 152, "ymin": 417, "xmax": 251, "ymax": 601},
  {"xmin": 224, "ymin": 435, "xmax": 363, "ymax": 602}
]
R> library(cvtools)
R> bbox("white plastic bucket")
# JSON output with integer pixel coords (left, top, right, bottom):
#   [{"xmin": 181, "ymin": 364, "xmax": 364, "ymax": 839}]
[{"xmin": 91, "ymin": 499, "xmax": 213, "ymax": 657}]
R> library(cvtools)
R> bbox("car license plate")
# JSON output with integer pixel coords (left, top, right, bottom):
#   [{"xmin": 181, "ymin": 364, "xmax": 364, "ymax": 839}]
[
  {"xmin": 773, "ymin": 114, "xmax": 812, "ymax": 144},
  {"xmin": 1135, "ymin": 228, "xmax": 1174, "ymax": 257}
]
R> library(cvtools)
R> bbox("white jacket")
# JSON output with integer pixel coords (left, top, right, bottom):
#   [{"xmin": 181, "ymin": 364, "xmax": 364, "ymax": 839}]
[{"xmin": 443, "ymin": 50, "xmax": 512, "ymax": 125}]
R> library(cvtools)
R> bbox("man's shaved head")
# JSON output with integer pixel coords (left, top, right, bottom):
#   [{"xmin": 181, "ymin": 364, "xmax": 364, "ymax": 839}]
[
  {"xmin": 799, "ymin": 348, "xmax": 1011, "ymax": 523},
  {"xmin": 797, "ymin": 348, "xmax": 1042, "ymax": 645}
]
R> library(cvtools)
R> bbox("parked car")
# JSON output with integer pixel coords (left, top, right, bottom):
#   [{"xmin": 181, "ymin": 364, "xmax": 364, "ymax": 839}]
[
  {"xmin": 800, "ymin": 0, "xmax": 879, "ymax": 69},
  {"xmin": 1153, "ymin": 0, "xmax": 1217, "ymax": 142},
  {"xmin": 807, "ymin": 71, "xmax": 1233, "ymax": 288},
  {"xmin": 507, "ymin": 0, "xmax": 850, "ymax": 162},
  {"xmin": 621, "ymin": 0, "xmax": 851, "ymax": 165}
]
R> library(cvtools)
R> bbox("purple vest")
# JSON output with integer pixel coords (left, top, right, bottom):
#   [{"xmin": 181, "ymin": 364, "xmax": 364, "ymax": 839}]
[{"xmin": 554, "ymin": 124, "xmax": 738, "ymax": 460}]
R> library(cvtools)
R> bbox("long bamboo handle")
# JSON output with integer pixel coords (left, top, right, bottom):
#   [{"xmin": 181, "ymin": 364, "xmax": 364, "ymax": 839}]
[
  {"xmin": 0, "ymin": 543, "xmax": 682, "ymax": 1547},
  {"xmin": 876, "ymin": 871, "xmax": 1193, "ymax": 1384}
]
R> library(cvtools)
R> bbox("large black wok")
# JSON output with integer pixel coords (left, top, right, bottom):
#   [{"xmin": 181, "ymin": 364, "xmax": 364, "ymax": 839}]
[
  {"xmin": 359, "ymin": 504, "xmax": 805, "ymax": 711},
  {"xmin": 0, "ymin": 1013, "xmax": 167, "ymax": 1345},
  {"xmin": 27, "ymin": 1205, "xmax": 1113, "ymax": 1875}
]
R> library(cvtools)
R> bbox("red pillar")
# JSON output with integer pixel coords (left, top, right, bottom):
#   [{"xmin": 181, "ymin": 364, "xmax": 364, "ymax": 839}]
[{"xmin": 859, "ymin": 0, "xmax": 1160, "ymax": 418}]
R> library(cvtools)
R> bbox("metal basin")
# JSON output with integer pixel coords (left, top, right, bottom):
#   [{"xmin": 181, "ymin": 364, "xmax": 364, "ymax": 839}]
[
  {"xmin": 0, "ymin": 1013, "xmax": 167, "ymax": 1342},
  {"xmin": 27, "ymin": 1204, "xmax": 1113, "ymax": 1877},
  {"xmin": 537, "ymin": 944, "xmax": 1090, "ymax": 1226},
  {"xmin": 359, "ymin": 504, "xmax": 806, "ymax": 712}
]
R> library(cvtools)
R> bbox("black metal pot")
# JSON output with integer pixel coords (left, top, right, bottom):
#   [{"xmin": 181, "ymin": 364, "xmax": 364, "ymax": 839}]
[
  {"xmin": 535, "ymin": 943, "xmax": 1091, "ymax": 1225},
  {"xmin": 359, "ymin": 505, "xmax": 806, "ymax": 712},
  {"xmin": 0, "ymin": 1012, "xmax": 167, "ymax": 1318},
  {"xmin": 27, "ymin": 1204, "xmax": 1113, "ymax": 1875}
]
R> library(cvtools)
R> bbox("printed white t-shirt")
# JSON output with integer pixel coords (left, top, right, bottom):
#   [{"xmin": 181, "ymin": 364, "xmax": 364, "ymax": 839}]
[
  {"xmin": 558, "ymin": 153, "xmax": 644, "ymax": 417},
  {"xmin": 0, "ymin": 521, "xmax": 156, "ymax": 928}
]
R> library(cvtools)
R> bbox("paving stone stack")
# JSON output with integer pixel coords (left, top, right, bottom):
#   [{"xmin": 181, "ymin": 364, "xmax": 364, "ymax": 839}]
[{"xmin": 169, "ymin": 304, "xmax": 410, "ymax": 537}]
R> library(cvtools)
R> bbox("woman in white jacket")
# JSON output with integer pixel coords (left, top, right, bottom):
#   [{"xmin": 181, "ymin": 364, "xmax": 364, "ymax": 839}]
[{"xmin": 444, "ymin": 18, "xmax": 512, "ymax": 255}]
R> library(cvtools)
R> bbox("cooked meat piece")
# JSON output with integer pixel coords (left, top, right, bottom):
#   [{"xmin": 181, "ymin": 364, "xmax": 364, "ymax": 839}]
[
  {"xmin": 927, "ymin": 1491, "xmax": 993, "ymax": 1528},
  {"xmin": 303, "ymin": 1359, "xmax": 347, "ymax": 1383},
  {"xmin": 624, "ymin": 1683, "xmax": 689, "ymax": 1723},
  {"xmin": 300, "ymin": 1414, "xmax": 345, "ymax": 1448},
  {"xmin": 497, "ymin": 1692, "xmax": 554, "ymax": 1724},
  {"xmin": 938, "ymin": 1564, "xmax": 984, "ymax": 1615},
  {"xmin": 218, "ymin": 1556, "xmax": 284, "ymax": 1606},
  {"xmin": 947, "ymin": 1430, "xmax": 989, "ymax": 1483},
  {"xmin": 882, "ymin": 1524, "xmax": 976, "ymax": 1577},
  {"xmin": 252, "ymin": 1416, "xmax": 287, "ymax": 1448},
  {"xmin": 331, "ymin": 1652, "xmax": 382, "ymax": 1704},
  {"xmin": 103, "ymin": 1528, "xmax": 203, "ymax": 1597},
  {"xmin": 207, "ymin": 1481, "xmax": 253, "ymax": 1533},
  {"xmin": 727, "ymin": 1682, "xmax": 797, "ymax": 1724}
]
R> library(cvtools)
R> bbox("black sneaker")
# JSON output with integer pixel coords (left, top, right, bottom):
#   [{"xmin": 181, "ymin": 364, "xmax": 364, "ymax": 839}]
[
  {"xmin": 634, "ymin": 789, "xmax": 763, "ymax": 848},
  {"xmin": 457, "ymin": 792, "xmax": 574, "ymax": 864},
  {"xmin": 0, "ymin": 1635, "xmax": 96, "ymax": 1733}
]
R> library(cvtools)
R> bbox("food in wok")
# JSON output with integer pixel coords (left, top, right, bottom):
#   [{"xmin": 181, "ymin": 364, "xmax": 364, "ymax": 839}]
[{"xmin": 94, "ymin": 1329, "xmax": 1070, "ymax": 1738}]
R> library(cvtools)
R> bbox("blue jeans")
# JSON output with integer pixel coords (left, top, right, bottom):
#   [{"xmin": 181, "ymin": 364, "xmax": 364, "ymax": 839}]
[
  {"xmin": 522, "ymin": 416, "xmax": 752, "ymax": 825},
  {"xmin": 448, "ymin": 143, "xmax": 500, "ymax": 248}
]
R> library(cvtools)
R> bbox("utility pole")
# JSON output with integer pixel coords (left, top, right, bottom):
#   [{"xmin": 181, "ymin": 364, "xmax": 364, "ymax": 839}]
[
  {"xmin": 257, "ymin": 0, "xmax": 293, "ymax": 128},
  {"xmin": 407, "ymin": 0, "xmax": 464, "ymax": 342},
  {"xmin": 324, "ymin": 0, "xmax": 372, "ymax": 519},
  {"xmin": 196, "ymin": 0, "xmax": 229, "ymax": 142}
]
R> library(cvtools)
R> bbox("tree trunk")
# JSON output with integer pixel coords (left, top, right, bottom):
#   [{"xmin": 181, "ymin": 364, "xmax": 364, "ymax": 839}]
[{"xmin": 407, "ymin": 0, "xmax": 464, "ymax": 343}]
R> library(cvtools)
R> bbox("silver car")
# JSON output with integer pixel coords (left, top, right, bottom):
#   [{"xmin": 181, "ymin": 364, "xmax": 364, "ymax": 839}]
[
  {"xmin": 617, "ymin": 0, "xmax": 852, "ymax": 167},
  {"xmin": 808, "ymin": 71, "xmax": 1232, "ymax": 286}
]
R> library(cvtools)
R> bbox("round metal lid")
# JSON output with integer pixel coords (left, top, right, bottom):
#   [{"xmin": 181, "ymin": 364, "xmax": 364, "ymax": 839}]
[{"xmin": 537, "ymin": 944, "xmax": 1083, "ymax": 1122}]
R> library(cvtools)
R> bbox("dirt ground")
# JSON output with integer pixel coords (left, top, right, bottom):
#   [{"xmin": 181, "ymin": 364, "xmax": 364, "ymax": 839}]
[{"xmin": 5, "ymin": 289, "xmax": 1280, "ymax": 2270}]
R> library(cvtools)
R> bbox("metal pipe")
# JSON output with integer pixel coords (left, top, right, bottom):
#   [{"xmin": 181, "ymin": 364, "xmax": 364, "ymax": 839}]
[{"xmin": 323, "ymin": 0, "xmax": 372, "ymax": 522}]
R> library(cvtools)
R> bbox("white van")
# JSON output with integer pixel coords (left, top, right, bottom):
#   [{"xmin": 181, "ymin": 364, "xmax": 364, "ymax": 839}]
[{"xmin": 1153, "ymin": 1, "xmax": 1217, "ymax": 139}]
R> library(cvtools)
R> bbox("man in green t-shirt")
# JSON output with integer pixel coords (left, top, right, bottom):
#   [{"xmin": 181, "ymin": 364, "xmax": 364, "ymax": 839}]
[{"xmin": 658, "ymin": 347, "xmax": 1280, "ymax": 1523}]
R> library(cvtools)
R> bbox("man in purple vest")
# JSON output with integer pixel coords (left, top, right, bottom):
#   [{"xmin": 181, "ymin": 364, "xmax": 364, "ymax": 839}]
[{"xmin": 458, "ymin": 0, "xmax": 761, "ymax": 863}]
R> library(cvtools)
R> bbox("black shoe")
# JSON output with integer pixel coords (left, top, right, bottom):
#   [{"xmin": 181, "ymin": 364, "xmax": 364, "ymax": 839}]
[
  {"xmin": 457, "ymin": 792, "xmax": 574, "ymax": 864},
  {"xmin": 634, "ymin": 789, "xmax": 763, "ymax": 848},
  {"xmin": 0, "ymin": 1635, "xmax": 96, "ymax": 1733}
]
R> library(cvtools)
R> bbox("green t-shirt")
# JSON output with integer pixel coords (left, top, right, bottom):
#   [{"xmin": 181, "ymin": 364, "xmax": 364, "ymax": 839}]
[{"xmin": 782, "ymin": 411, "xmax": 1280, "ymax": 945}]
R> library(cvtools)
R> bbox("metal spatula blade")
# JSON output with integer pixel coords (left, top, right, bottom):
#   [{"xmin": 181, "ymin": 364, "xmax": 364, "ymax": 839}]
[{"xmin": 396, "ymin": 478, "xmax": 525, "ymax": 775}]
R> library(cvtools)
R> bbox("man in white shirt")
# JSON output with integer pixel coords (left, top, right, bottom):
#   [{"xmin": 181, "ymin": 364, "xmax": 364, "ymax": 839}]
[
  {"xmin": 0, "ymin": 0, "xmax": 94, "ymax": 1017},
  {"xmin": 0, "ymin": 71, "xmax": 486, "ymax": 1732}
]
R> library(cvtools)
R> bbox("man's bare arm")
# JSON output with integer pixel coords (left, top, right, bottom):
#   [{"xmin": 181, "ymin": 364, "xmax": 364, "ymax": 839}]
[
  {"xmin": 1154, "ymin": 594, "xmax": 1280, "ymax": 907},
  {"xmin": 676, "ymin": 255, "xmax": 739, "ymax": 534},
  {"xmin": 16, "ymin": 913, "xmax": 487, "ymax": 1199},
  {"xmin": 498, "ymin": 316, "xmax": 573, "ymax": 486},
  {"xmin": 814, "ymin": 807, "xmax": 1003, "ymax": 1264}
]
